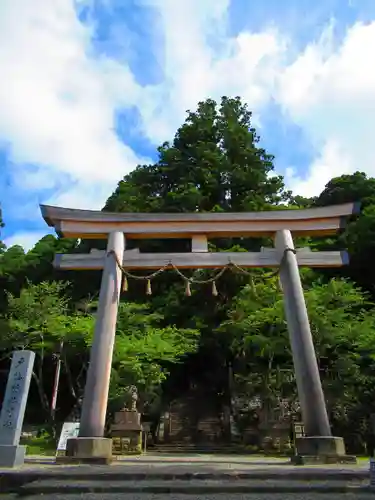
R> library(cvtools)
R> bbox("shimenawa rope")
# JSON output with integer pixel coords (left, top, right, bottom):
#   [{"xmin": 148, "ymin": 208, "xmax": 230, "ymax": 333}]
[{"xmin": 108, "ymin": 247, "xmax": 296, "ymax": 296}]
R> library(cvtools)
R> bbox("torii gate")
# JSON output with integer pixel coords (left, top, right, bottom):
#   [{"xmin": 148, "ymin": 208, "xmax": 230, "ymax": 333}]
[{"xmin": 40, "ymin": 202, "xmax": 359, "ymax": 464}]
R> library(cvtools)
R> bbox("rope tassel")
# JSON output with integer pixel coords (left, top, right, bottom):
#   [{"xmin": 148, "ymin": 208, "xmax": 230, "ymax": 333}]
[
  {"xmin": 122, "ymin": 275, "xmax": 128, "ymax": 292},
  {"xmin": 185, "ymin": 280, "xmax": 192, "ymax": 297},
  {"xmin": 212, "ymin": 280, "xmax": 218, "ymax": 296},
  {"xmin": 146, "ymin": 279, "xmax": 152, "ymax": 295}
]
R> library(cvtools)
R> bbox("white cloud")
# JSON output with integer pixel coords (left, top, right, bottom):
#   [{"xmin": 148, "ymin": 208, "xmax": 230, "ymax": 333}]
[
  {"xmin": 277, "ymin": 21, "xmax": 375, "ymax": 195},
  {"xmin": 2, "ymin": 0, "xmax": 375, "ymax": 250},
  {"xmin": 0, "ymin": 0, "xmax": 288, "ymax": 228},
  {"xmin": 136, "ymin": 0, "xmax": 286, "ymax": 142},
  {"xmin": 4, "ymin": 230, "xmax": 50, "ymax": 252},
  {"xmin": 136, "ymin": 3, "xmax": 375, "ymax": 201},
  {"xmin": 285, "ymin": 139, "xmax": 353, "ymax": 198},
  {"xmin": 137, "ymin": 4, "xmax": 375, "ymax": 198},
  {"xmin": 0, "ymin": 0, "xmax": 147, "ymax": 208}
]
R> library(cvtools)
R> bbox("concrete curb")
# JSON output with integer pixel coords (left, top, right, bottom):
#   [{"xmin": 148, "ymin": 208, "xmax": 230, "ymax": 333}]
[
  {"xmin": 0, "ymin": 471, "xmax": 370, "ymax": 495},
  {"xmin": 7, "ymin": 482, "xmax": 374, "ymax": 495},
  {"xmin": 0, "ymin": 471, "xmax": 369, "ymax": 483}
]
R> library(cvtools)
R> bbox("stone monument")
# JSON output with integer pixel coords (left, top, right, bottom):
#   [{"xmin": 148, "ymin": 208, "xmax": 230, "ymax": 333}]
[{"xmin": 0, "ymin": 350, "xmax": 35, "ymax": 467}]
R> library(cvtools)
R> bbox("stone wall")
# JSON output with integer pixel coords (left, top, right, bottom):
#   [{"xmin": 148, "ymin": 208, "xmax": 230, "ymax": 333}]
[{"xmin": 157, "ymin": 393, "xmax": 298, "ymax": 452}]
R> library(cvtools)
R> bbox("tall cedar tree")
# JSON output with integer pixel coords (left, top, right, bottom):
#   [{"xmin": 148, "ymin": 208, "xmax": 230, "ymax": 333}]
[
  {"xmin": 102, "ymin": 97, "xmax": 292, "ymax": 415},
  {"xmin": 105, "ymin": 97, "xmax": 291, "ymax": 214}
]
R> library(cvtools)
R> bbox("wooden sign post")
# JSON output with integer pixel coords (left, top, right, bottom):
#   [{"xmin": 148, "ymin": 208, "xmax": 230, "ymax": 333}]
[{"xmin": 40, "ymin": 202, "xmax": 359, "ymax": 464}]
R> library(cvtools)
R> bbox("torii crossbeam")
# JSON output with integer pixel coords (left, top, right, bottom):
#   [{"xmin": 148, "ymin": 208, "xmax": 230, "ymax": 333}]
[{"xmin": 40, "ymin": 202, "xmax": 359, "ymax": 464}]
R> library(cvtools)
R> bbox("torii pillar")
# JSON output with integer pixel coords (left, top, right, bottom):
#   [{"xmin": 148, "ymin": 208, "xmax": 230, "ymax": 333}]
[
  {"xmin": 276, "ymin": 230, "xmax": 352, "ymax": 464},
  {"xmin": 65, "ymin": 231, "xmax": 124, "ymax": 463}
]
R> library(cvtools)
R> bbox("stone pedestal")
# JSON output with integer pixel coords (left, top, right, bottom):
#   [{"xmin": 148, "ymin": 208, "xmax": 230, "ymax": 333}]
[
  {"xmin": 0, "ymin": 444, "xmax": 26, "ymax": 467},
  {"xmin": 110, "ymin": 410, "xmax": 142, "ymax": 455},
  {"xmin": 293, "ymin": 436, "xmax": 357, "ymax": 464},
  {"xmin": 58, "ymin": 437, "xmax": 113, "ymax": 464}
]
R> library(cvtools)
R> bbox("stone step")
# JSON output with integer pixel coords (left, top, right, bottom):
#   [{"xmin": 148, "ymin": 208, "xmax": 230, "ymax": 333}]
[
  {"xmin": 151, "ymin": 449, "xmax": 249, "ymax": 454},
  {"xmin": 152, "ymin": 444, "xmax": 233, "ymax": 447},
  {"xmin": 151, "ymin": 449, "xmax": 245, "ymax": 453},
  {"xmin": 11, "ymin": 478, "xmax": 372, "ymax": 495},
  {"xmin": 2, "ymin": 467, "xmax": 369, "ymax": 484}
]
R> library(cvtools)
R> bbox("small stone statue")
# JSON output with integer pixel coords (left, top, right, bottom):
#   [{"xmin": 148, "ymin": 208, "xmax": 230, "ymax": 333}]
[
  {"xmin": 121, "ymin": 385, "xmax": 139, "ymax": 412},
  {"xmin": 130, "ymin": 385, "xmax": 138, "ymax": 411}
]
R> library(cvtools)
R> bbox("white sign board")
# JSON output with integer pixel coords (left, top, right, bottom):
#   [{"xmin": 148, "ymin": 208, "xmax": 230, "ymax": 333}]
[{"xmin": 57, "ymin": 422, "xmax": 80, "ymax": 451}]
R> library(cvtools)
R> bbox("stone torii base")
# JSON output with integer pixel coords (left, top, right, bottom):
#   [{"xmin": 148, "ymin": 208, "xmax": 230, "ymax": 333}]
[
  {"xmin": 62, "ymin": 438, "xmax": 113, "ymax": 464},
  {"xmin": 292, "ymin": 437, "xmax": 355, "ymax": 464}
]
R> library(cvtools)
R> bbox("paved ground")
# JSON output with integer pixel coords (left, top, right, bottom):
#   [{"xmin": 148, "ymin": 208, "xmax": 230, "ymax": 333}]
[
  {"xmin": 24, "ymin": 453, "xmax": 369, "ymax": 465},
  {"xmin": 19, "ymin": 453, "xmax": 370, "ymax": 471},
  {"xmin": 0, "ymin": 454, "xmax": 372, "ymax": 497},
  {"xmin": 1, "ymin": 494, "xmax": 374, "ymax": 499}
]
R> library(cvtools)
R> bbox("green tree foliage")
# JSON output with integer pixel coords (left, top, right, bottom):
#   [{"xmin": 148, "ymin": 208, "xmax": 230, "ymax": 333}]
[
  {"xmin": 109, "ymin": 302, "xmax": 199, "ymax": 413},
  {"xmin": 315, "ymin": 172, "xmax": 375, "ymax": 208},
  {"xmin": 102, "ymin": 97, "xmax": 293, "ymax": 418},
  {"xmin": 105, "ymin": 97, "xmax": 290, "ymax": 214},
  {"xmin": 2, "ymin": 96, "xmax": 375, "ymax": 453},
  {"xmin": 1, "ymin": 281, "xmax": 93, "ymax": 419},
  {"xmin": 0, "ymin": 281, "xmax": 199, "ymax": 424},
  {"xmin": 221, "ymin": 276, "xmax": 375, "ymax": 440},
  {"xmin": 313, "ymin": 172, "xmax": 375, "ymax": 293},
  {"xmin": 0, "ymin": 235, "xmax": 78, "ymax": 313}
]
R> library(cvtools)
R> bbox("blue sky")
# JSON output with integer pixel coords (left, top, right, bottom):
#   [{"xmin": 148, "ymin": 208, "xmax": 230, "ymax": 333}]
[{"xmin": 1, "ymin": 0, "xmax": 375, "ymax": 250}]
